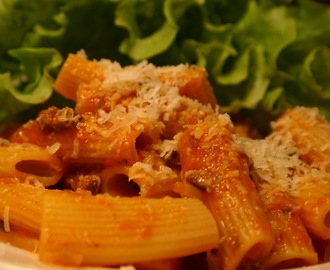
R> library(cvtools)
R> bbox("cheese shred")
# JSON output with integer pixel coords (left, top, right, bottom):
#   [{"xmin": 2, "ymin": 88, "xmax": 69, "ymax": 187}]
[{"xmin": 3, "ymin": 206, "xmax": 10, "ymax": 232}]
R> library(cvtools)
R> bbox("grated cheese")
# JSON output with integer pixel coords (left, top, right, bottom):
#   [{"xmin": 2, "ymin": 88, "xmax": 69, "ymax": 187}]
[
  {"xmin": 129, "ymin": 161, "xmax": 178, "ymax": 188},
  {"xmin": 0, "ymin": 138, "xmax": 10, "ymax": 146},
  {"xmin": 271, "ymin": 106, "xmax": 330, "ymax": 173},
  {"xmin": 129, "ymin": 162, "xmax": 175, "ymax": 181},
  {"xmin": 46, "ymin": 142, "xmax": 62, "ymax": 154},
  {"xmin": 93, "ymin": 58, "xmax": 217, "ymax": 140},
  {"xmin": 72, "ymin": 138, "xmax": 80, "ymax": 158},
  {"xmin": 118, "ymin": 266, "xmax": 136, "ymax": 270},
  {"xmin": 235, "ymin": 132, "xmax": 327, "ymax": 195},
  {"xmin": 3, "ymin": 206, "xmax": 10, "ymax": 232},
  {"xmin": 158, "ymin": 138, "xmax": 178, "ymax": 160},
  {"xmin": 24, "ymin": 176, "xmax": 43, "ymax": 187}
]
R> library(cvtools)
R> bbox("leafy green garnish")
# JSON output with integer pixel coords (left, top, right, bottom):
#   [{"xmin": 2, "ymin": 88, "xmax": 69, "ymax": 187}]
[{"xmin": 0, "ymin": 0, "xmax": 329, "ymax": 132}]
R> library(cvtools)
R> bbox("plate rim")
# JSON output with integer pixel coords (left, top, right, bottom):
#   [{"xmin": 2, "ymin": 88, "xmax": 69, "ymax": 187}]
[{"xmin": 0, "ymin": 242, "xmax": 327, "ymax": 270}]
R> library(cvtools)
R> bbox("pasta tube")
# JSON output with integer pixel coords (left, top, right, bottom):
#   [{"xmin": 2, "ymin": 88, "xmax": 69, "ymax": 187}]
[
  {"xmin": 293, "ymin": 180, "xmax": 330, "ymax": 239},
  {"xmin": 157, "ymin": 64, "xmax": 218, "ymax": 107},
  {"xmin": 39, "ymin": 191, "xmax": 219, "ymax": 266},
  {"xmin": 127, "ymin": 149, "xmax": 180, "ymax": 198},
  {"xmin": 270, "ymin": 107, "xmax": 330, "ymax": 238},
  {"xmin": 100, "ymin": 165, "xmax": 138, "ymax": 197},
  {"xmin": 236, "ymin": 136, "xmax": 319, "ymax": 267},
  {"xmin": 0, "ymin": 225, "xmax": 39, "ymax": 252},
  {"xmin": 0, "ymin": 142, "xmax": 62, "ymax": 187},
  {"xmin": 236, "ymin": 133, "xmax": 330, "ymax": 239},
  {"xmin": 55, "ymin": 52, "xmax": 219, "ymax": 141},
  {"xmin": 261, "ymin": 191, "xmax": 318, "ymax": 269},
  {"xmin": 178, "ymin": 116, "xmax": 275, "ymax": 270},
  {"xmin": 12, "ymin": 110, "xmax": 142, "ymax": 166},
  {"xmin": 0, "ymin": 177, "xmax": 45, "ymax": 233},
  {"xmin": 53, "ymin": 52, "xmax": 105, "ymax": 100},
  {"xmin": 55, "ymin": 52, "xmax": 217, "ymax": 110},
  {"xmin": 271, "ymin": 106, "xmax": 330, "ymax": 173},
  {"xmin": 253, "ymin": 179, "xmax": 318, "ymax": 268}
]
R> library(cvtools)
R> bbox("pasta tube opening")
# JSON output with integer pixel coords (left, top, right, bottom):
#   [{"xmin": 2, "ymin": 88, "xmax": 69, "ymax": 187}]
[
  {"xmin": 15, "ymin": 160, "xmax": 58, "ymax": 178},
  {"xmin": 324, "ymin": 211, "xmax": 330, "ymax": 228},
  {"xmin": 0, "ymin": 143, "xmax": 63, "ymax": 187},
  {"xmin": 102, "ymin": 173, "xmax": 140, "ymax": 197}
]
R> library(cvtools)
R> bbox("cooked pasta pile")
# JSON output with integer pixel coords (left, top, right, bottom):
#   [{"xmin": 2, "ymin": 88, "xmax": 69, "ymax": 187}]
[{"xmin": 0, "ymin": 51, "xmax": 330, "ymax": 270}]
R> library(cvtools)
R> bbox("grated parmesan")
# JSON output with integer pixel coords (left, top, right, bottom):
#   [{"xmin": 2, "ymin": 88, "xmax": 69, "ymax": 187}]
[
  {"xmin": 46, "ymin": 142, "xmax": 62, "ymax": 154},
  {"xmin": 271, "ymin": 106, "xmax": 330, "ymax": 173},
  {"xmin": 3, "ymin": 206, "xmax": 10, "ymax": 232},
  {"xmin": 235, "ymin": 132, "xmax": 327, "ymax": 195},
  {"xmin": 91, "ymin": 58, "xmax": 218, "ymax": 141},
  {"xmin": 72, "ymin": 138, "xmax": 80, "ymax": 158}
]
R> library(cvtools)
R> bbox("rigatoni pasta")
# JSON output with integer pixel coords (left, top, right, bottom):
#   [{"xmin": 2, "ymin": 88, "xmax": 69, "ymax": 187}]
[
  {"xmin": 38, "ymin": 191, "xmax": 219, "ymax": 266},
  {"xmin": 271, "ymin": 106, "xmax": 330, "ymax": 173},
  {"xmin": 1, "ymin": 52, "xmax": 330, "ymax": 269},
  {"xmin": 0, "ymin": 225, "xmax": 39, "ymax": 252},
  {"xmin": 12, "ymin": 107, "xmax": 142, "ymax": 166},
  {"xmin": 0, "ymin": 177, "xmax": 45, "ymax": 233},
  {"xmin": 246, "ymin": 171, "xmax": 318, "ymax": 269},
  {"xmin": 260, "ymin": 187, "xmax": 318, "ymax": 269},
  {"xmin": 0, "ymin": 142, "xmax": 62, "ymax": 186},
  {"xmin": 236, "ymin": 131, "xmax": 330, "ymax": 240},
  {"xmin": 53, "ymin": 52, "xmax": 105, "ymax": 100},
  {"xmin": 178, "ymin": 117, "xmax": 275, "ymax": 270}
]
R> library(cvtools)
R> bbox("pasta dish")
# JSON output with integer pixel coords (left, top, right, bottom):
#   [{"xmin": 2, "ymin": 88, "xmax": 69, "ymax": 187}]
[{"xmin": 0, "ymin": 51, "xmax": 330, "ymax": 270}]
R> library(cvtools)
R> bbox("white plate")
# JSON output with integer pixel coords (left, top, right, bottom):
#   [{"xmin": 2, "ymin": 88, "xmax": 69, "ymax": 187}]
[
  {"xmin": 0, "ymin": 243, "xmax": 134, "ymax": 270},
  {"xmin": 0, "ymin": 242, "xmax": 328, "ymax": 270}
]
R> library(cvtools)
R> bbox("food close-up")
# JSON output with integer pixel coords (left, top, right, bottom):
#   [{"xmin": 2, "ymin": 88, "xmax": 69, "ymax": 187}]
[{"xmin": 0, "ymin": 1, "xmax": 329, "ymax": 270}]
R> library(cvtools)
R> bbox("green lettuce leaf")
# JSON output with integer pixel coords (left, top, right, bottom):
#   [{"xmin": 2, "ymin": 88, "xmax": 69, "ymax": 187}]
[
  {"xmin": 0, "ymin": 48, "xmax": 62, "ymax": 127},
  {"xmin": 115, "ymin": 0, "xmax": 205, "ymax": 61}
]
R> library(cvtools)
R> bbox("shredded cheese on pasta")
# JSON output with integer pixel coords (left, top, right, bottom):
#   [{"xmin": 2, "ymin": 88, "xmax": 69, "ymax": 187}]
[
  {"xmin": 3, "ymin": 206, "xmax": 10, "ymax": 232},
  {"xmin": 95, "ymin": 59, "xmax": 216, "ymax": 140},
  {"xmin": 46, "ymin": 142, "xmax": 62, "ymax": 154},
  {"xmin": 235, "ymin": 133, "xmax": 328, "ymax": 196}
]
